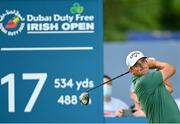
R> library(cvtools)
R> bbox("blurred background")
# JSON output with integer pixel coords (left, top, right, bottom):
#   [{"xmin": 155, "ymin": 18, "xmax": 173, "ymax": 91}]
[{"xmin": 103, "ymin": 0, "xmax": 180, "ymax": 106}]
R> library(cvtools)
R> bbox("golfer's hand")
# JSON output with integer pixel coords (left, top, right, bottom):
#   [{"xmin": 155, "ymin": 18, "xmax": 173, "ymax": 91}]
[{"xmin": 146, "ymin": 58, "xmax": 156, "ymax": 69}]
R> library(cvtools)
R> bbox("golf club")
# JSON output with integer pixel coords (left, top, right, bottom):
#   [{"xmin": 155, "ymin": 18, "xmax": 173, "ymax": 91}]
[{"xmin": 79, "ymin": 71, "xmax": 130, "ymax": 105}]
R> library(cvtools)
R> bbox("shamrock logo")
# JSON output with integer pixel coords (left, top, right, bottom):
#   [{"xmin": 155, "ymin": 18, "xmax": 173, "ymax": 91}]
[{"xmin": 70, "ymin": 3, "xmax": 84, "ymax": 14}]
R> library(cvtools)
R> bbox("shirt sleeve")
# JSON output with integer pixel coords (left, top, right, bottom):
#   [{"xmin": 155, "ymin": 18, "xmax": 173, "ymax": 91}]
[{"xmin": 142, "ymin": 70, "xmax": 164, "ymax": 92}]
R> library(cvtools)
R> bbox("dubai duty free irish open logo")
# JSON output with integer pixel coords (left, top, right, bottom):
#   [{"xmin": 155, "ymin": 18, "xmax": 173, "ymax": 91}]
[{"xmin": 0, "ymin": 10, "xmax": 25, "ymax": 36}]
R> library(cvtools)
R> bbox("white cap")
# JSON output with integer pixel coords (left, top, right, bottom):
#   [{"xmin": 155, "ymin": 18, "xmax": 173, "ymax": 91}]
[{"xmin": 126, "ymin": 51, "xmax": 146, "ymax": 68}]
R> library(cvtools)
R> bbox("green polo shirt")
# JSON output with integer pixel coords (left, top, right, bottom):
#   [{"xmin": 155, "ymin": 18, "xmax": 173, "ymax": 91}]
[{"xmin": 132, "ymin": 70, "xmax": 180, "ymax": 123}]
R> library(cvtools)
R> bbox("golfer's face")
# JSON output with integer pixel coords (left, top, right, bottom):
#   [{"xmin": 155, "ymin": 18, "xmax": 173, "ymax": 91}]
[{"xmin": 131, "ymin": 58, "xmax": 149, "ymax": 76}]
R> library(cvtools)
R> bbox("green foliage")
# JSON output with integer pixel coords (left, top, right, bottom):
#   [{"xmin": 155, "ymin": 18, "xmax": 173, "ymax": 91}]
[{"xmin": 104, "ymin": 0, "xmax": 180, "ymax": 41}]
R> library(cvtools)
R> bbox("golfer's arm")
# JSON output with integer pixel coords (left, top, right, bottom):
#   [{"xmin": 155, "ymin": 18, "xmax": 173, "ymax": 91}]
[
  {"xmin": 164, "ymin": 80, "xmax": 173, "ymax": 93},
  {"xmin": 147, "ymin": 59, "xmax": 176, "ymax": 81}
]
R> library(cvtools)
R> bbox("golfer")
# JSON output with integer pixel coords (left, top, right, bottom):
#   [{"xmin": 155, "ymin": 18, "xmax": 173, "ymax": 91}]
[{"xmin": 126, "ymin": 51, "xmax": 180, "ymax": 123}]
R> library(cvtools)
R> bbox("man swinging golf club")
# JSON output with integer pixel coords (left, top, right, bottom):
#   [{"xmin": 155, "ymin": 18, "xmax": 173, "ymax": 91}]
[{"xmin": 126, "ymin": 51, "xmax": 180, "ymax": 123}]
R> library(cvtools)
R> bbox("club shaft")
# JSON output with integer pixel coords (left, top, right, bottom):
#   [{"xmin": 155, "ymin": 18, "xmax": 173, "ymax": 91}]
[{"xmin": 87, "ymin": 71, "xmax": 129, "ymax": 92}]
